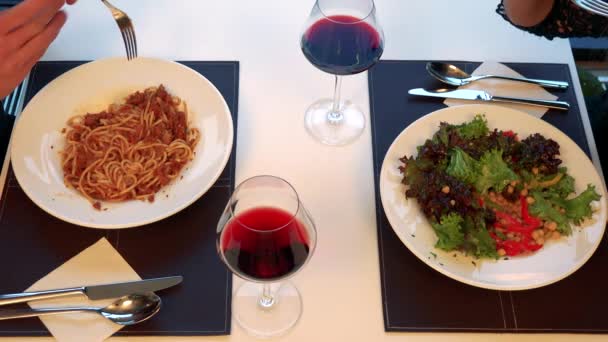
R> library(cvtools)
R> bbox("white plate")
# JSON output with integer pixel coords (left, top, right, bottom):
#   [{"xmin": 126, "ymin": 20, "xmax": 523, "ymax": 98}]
[
  {"xmin": 11, "ymin": 57, "xmax": 233, "ymax": 229},
  {"xmin": 380, "ymin": 104, "xmax": 607, "ymax": 290}
]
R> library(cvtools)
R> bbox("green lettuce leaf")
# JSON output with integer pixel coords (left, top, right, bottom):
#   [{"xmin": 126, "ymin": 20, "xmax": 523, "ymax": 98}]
[
  {"xmin": 550, "ymin": 170, "xmax": 575, "ymax": 197},
  {"xmin": 467, "ymin": 226, "xmax": 498, "ymax": 259},
  {"xmin": 432, "ymin": 122, "xmax": 451, "ymax": 146},
  {"xmin": 455, "ymin": 114, "xmax": 489, "ymax": 139},
  {"xmin": 431, "ymin": 213, "xmax": 465, "ymax": 251},
  {"xmin": 459, "ymin": 215, "xmax": 498, "ymax": 258},
  {"xmin": 446, "ymin": 148, "xmax": 479, "ymax": 184},
  {"xmin": 529, "ymin": 191, "xmax": 570, "ymax": 234},
  {"xmin": 474, "ymin": 149, "xmax": 519, "ymax": 193},
  {"xmin": 519, "ymin": 169, "xmax": 536, "ymax": 185},
  {"xmin": 563, "ymin": 185, "xmax": 601, "ymax": 225}
]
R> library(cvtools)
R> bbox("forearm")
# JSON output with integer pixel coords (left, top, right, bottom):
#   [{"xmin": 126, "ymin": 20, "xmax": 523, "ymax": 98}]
[{"xmin": 503, "ymin": 0, "xmax": 554, "ymax": 27}]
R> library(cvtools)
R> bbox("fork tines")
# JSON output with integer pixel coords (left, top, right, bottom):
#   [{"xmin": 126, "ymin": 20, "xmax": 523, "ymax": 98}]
[{"xmin": 101, "ymin": 0, "xmax": 138, "ymax": 60}]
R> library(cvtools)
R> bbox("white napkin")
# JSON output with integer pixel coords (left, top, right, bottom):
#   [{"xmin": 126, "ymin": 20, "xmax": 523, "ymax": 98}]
[
  {"xmin": 26, "ymin": 238, "xmax": 141, "ymax": 342},
  {"xmin": 443, "ymin": 61, "xmax": 558, "ymax": 118}
]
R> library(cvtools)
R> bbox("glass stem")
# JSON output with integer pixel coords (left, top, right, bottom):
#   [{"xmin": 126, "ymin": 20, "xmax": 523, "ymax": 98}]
[
  {"xmin": 259, "ymin": 283, "xmax": 275, "ymax": 309},
  {"xmin": 328, "ymin": 75, "xmax": 343, "ymax": 124}
]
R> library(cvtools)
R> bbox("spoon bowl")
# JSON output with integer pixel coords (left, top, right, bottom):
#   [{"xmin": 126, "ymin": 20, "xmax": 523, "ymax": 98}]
[
  {"xmin": 426, "ymin": 62, "xmax": 471, "ymax": 86},
  {"xmin": 100, "ymin": 293, "xmax": 162, "ymax": 325}
]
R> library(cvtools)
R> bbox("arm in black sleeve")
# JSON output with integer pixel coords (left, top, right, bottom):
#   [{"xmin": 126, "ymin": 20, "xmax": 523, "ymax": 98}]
[{"xmin": 497, "ymin": 0, "xmax": 608, "ymax": 40}]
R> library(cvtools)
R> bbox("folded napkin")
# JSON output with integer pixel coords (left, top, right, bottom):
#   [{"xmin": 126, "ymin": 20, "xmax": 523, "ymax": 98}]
[
  {"xmin": 26, "ymin": 238, "xmax": 141, "ymax": 342},
  {"xmin": 444, "ymin": 61, "xmax": 558, "ymax": 118}
]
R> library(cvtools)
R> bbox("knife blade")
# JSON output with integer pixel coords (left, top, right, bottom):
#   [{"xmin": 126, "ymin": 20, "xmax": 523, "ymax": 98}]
[
  {"xmin": 408, "ymin": 88, "xmax": 570, "ymax": 111},
  {"xmin": 0, "ymin": 276, "xmax": 182, "ymax": 306}
]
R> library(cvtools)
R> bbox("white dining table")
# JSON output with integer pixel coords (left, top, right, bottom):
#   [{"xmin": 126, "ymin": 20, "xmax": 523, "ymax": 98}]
[{"xmin": 2, "ymin": 0, "xmax": 606, "ymax": 341}]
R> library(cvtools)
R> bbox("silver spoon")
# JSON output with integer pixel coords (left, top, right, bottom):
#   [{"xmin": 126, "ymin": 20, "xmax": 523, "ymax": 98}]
[
  {"xmin": 426, "ymin": 62, "xmax": 569, "ymax": 90},
  {"xmin": 0, "ymin": 293, "xmax": 161, "ymax": 325}
]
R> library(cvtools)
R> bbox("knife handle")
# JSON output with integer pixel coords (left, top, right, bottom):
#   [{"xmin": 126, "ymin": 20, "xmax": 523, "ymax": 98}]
[
  {"xmin": 0, "ymin": 287, "xmax": 85, "ymax": 306},
  {"xmin": 0, "ymin": 307, "xmax": 97, "ymax": 320},
  {"xmin": 491, "ymin": 95, "xmax": 570, "ymax": 111},
  {"xmin": 487, "ymin": 75, "xmax": 569, "ymax": 90}
]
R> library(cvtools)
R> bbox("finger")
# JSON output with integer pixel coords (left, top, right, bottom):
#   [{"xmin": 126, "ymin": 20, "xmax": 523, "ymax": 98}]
[
  {"xmin": 0, "ymin": 0, "xmax": 65, "ymax": 34},
  {"xmin": 13, "ymin": 11, "xmax": 66, "ymax": 68},
  {"xmin": 4, "ymin": 0, "xmax": 68, "ymax": 52},
  {"xmin": 4, "ymin": 17, "xmax": 48, "ymax": 51}
]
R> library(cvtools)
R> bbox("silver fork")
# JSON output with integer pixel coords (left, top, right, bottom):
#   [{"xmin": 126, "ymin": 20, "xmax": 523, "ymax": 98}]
[{"xmin": 101, "ymin": 0, "xmax": 137, "ymax": 60}]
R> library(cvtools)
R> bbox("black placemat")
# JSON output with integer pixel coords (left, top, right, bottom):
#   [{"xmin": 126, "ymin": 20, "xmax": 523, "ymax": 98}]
[
  {"xmin": 0, "ymin": 61, "xmax": 239, "ymax": 336},
  {"xmin": 369, "ymin": 60, "xmax": 607, "ymax": 333}
]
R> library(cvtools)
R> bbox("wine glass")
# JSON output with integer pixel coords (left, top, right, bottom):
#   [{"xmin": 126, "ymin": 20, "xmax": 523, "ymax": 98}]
[
  {"xmin": 216, "ymin": 175, "xmax": 317, "ymax": 338},
  {"xmin": 301, "ymin": 0, "xmax": 384, "ymax": 146}
]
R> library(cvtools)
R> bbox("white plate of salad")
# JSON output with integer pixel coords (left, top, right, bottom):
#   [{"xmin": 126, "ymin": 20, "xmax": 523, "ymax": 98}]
[{"xmin": 380, "ymin": 104, "xmax": 607, "ymax": 291}]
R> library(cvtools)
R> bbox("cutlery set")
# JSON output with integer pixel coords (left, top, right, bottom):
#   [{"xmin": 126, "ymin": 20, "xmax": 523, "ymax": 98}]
[
  {"xmin": 410, "ymin": 62, "xmax": 570, "ymax": 111},
  {"xmin": 0, "ymin": 276, "xmax": 182, "ymax": 325}
]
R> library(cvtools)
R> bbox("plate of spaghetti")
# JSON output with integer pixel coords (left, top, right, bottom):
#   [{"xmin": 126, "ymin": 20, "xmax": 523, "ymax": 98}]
[{"xmin": 10, "ymin": 57, "xmax": 234, "ymax": 228}]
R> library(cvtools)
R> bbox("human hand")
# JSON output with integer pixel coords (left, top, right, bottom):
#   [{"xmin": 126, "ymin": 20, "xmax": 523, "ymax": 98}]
[
  {"xmin": 0, "ymin": 0, "xmax": 77, "ymax": 99},
  {"xmin": 503, "ymin": 0, "xmax": 554, "ymax": 27}
]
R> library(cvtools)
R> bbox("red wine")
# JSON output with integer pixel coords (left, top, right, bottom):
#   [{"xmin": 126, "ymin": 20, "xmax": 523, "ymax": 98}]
[
  {"xmin": 221, "ymin": 207, "xmax": 311, "ymax": 281},
  {"xmin": 301, "ymin": 15, "xmax": 383, "ymax": 75}
]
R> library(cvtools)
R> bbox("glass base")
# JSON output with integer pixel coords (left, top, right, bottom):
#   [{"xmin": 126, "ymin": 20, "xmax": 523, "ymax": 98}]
[
  {"xmin": 304, "ymin": 98, "xmax": 365, "ymax": 146},
  {"xmin": 233, "ymin": 282, "xmax": 302, "ymax": 338}
]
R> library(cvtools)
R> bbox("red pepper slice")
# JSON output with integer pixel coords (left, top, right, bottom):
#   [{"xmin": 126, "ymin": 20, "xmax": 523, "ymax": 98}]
[
  {"xmin": 495, "ymin": 208, "xmax": 540, "ymax": 233},
  {"xmin": 520, "ymin": 196, "xmax": 542, "ymax": 228},
  {"xmin": 500, "ymin": 240, "xmax": 523, "ymax": 256},
  {"xmin": 505, "ymin": 224, "xmax": 536, "ymax": 233},
  {"xmin": 495, "ymin": 211, "xmax": 519, "ymax": 226}
]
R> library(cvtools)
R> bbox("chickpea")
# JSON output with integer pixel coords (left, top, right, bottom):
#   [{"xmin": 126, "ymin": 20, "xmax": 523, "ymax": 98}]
[
  {"xmin": 510, "ymin": 180, "xmax": 518, "ymax": 187},
  {"xmin": 450, "ymin": 199, "xmax": 456, "ymax": 206},
  {"xmin": 547, "ymin": 221, "xmax": 558, "ymax": 231},
  {"xmin": 498, "ymin": 249, "xmax": 506, "ymax": 256},
  {"xmin": 489, "ymin": 191, "xmax": 496, "ymax": 198},
  {"xmin": 442, "ymin": 186, "xmax": 450, "ymax": 194},
  {"xmin": 507, "ymin": 185, "xmax": 514, "ymax": 194},
  {"xmin": 538, "ymin": 229, "xmax": 545, "ymax": 237},
  {"xmin": 552, "ymin": 231, "xmax": 561, "ymax": 240},
  {"xmin": 531, "ymin": 230, "xmax": 540, "ymax": 239},
  {"xmin": 526, "ymin": 196, "xmax": 535, "ymax": 204},
  {"xmin": 507, "ymin": 232, "xmax": 515, "ymax": 239},
  {"xmin": 559, "ymin": 208, "xmax": 566, "ymax": 214},
  {"xmin": 532, "ymin": 167, "xmax": 539, "ymax": 175},
  {"xmin": 520, "ymin": 188, "xmax": 529, "ymax": 197},
  {"xmin": 535, "ymin": 237, "xmax": 545, "ymax": 245}
]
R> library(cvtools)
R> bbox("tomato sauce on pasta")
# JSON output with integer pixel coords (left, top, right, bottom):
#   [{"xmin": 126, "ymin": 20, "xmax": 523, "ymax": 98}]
[{"xmin": 61, "ymin": 85, "xmax": 200, "ymax": 209}]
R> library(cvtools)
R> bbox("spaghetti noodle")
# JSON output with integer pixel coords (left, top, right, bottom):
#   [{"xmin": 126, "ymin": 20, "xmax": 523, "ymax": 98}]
[{"xmin": 61, "ymin": 85, "xmax": 200, "ymax": 209}]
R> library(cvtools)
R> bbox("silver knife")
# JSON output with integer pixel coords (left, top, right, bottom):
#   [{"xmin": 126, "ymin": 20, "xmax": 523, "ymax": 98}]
[
  {"xmin": 0, "ymin": 276, "xmax": 182, "ymax": 306},
  {"xmin": 408, "ymin": 88, "xmax": 570, "ymax": 111}
]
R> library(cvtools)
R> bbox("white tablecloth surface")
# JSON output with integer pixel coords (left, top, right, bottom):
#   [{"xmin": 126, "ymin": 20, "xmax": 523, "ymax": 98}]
[{"xmin": 2, "ymin": 0, "xmax": 604, "ymax": 341}]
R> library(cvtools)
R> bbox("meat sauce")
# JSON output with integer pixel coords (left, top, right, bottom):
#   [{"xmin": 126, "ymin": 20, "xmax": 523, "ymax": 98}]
[{"xmin": 65, "ymin": 85, "xmax": 193, "ymax": 207}]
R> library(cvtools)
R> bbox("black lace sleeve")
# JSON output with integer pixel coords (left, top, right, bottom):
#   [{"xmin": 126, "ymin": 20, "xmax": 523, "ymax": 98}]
[{"xmin": 496, "ymin": 0, "xmax": 608, "ymax": 40}]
